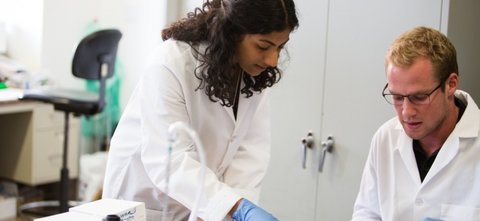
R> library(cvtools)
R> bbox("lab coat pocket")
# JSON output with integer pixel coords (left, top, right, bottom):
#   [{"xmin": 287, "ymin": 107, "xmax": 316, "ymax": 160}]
[
  {"xmin": 440, "ymin": 204, "xmax": 480, "ymax": 221},
  {"xmin": 146, "ymin": 208, "xmax": 175, "ymax": 221}
]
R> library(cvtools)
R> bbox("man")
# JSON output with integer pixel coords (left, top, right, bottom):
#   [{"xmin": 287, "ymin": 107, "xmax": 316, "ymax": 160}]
[{"xmin": 352, "ymin": 26, "xmax": 480, "ymax": 220}]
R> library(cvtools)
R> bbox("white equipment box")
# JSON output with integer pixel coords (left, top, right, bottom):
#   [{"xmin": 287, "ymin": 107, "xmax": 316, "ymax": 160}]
[{"xmin": 35, "ymin": 199, "xmax": 146, "ymax": 221}]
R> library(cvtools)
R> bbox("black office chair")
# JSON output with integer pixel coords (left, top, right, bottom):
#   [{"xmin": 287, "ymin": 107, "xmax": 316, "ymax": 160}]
[{"xmin": 18, "ymin": 29, "xmax": 122, "ymax": 216}]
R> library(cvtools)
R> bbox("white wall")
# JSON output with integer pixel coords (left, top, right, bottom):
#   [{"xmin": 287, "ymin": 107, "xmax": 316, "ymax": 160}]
[
  {"xmin": 106, "ymin": 0, "xmax": 167, "ymax": 109},
  {"xmin": 42, "ymin": 0, "xmax": 101, "ymax": 89},
  {"xmin": 0, "ymin": 0, "xmax": 167, "ymax": 110},
  {"xmin": 0, "ymin": 0, "xmax": 43, "ymax": 69}
]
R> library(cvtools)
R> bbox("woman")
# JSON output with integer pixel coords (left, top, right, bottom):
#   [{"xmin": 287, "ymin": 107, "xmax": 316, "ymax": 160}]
[{"xmin": 103, "ymin": 0, "xmax": 299, "ymax": 220}]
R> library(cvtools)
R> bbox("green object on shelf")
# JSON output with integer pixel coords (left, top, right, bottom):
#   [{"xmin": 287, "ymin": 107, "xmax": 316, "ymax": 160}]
[{"xmin": 0, "ymin": 82, "xmax": 7, "ymax": 89}]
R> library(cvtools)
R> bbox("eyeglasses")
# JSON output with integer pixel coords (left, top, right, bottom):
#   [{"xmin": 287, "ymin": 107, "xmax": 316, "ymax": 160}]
[{"xmin": 382, "ymin": 83, "xmax": 442, "ymax": 106}]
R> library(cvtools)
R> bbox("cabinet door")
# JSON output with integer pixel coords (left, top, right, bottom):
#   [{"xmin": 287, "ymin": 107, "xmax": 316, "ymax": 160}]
[{"xmin": 316, "ymin": 0, "xmax": 446, "ymax": 220}]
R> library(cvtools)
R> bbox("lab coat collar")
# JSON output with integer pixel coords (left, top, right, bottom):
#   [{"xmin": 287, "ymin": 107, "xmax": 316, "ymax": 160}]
[{"xmin": 450, "ymin": 90, "xmax": 480, "ymax": 138}]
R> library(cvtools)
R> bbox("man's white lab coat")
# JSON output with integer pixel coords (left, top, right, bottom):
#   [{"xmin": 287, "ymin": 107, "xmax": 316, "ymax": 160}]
[
  {"xmin": 352, "ymin": 90, "xmax": 480, "ymax": 221},
  {"xmin": 102, "ymin": 40, "xmax": 271, "ymax": 221}
]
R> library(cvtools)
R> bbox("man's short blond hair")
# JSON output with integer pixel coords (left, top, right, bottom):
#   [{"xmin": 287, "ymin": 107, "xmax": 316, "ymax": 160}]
[{"xmin": 386, "ymin": 26, "xmax": 458, "ymax": 83}]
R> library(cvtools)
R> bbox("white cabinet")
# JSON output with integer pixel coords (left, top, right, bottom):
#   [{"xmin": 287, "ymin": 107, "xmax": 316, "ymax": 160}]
[
  {"xmin": 261, "ymin": 0, "xmax": 480, "ymax": 220},
  {"xmin": 0, "ymin": 102, "xmax": 79, "ymax": 185}
]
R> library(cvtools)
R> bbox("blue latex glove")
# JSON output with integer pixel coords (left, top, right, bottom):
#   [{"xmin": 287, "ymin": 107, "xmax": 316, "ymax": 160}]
[{"xmin": 232, "ymin": 199, "xmax": 278, "ymax": 221}]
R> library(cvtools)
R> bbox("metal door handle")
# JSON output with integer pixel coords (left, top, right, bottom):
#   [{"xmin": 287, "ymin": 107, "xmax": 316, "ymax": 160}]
[
  {"xmin": 319, "ymin": 135, "xmax": 334, "ymax": 172},
  {"xmin": 301, "ymin": 131, "xmax": 314, "ymax": 169}
]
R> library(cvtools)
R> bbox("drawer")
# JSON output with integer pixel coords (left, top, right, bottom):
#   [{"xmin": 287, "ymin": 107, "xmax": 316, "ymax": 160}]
[
  {"xmin": 32, "ymin": 129, "xmax": 62, "ymax": 183},
  {"xmin": 32, "ymin": 103, "xmax": 63, "ymax": 129},
  {"xmin": 31, "ymin": 123, "xmax": 80, "ymax": 185}
]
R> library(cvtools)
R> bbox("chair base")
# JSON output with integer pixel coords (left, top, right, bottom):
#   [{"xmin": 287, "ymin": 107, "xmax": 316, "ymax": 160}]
[{"xmin": 19, "ymin": 200, "xmax": 82, "ymax": 219}]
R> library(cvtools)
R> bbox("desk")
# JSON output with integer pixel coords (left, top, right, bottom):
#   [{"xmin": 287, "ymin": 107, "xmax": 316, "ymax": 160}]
[{"xmin": 0, "ymin": 89, "xmax": 79, "ymax": 185}]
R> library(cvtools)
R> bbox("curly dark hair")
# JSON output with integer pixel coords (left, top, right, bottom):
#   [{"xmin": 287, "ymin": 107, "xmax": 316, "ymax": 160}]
[{"xmin": 162, "ymin": 0, "xmax": 299, "ymax": 106}]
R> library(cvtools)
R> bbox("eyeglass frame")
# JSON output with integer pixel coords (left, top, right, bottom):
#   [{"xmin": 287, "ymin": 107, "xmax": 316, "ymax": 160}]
[{"xmin": 381, "ymin": 82, "xmax": 443, "ymax": 106}]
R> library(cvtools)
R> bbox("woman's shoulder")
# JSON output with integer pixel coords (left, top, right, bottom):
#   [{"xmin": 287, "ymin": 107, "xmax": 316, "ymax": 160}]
[
  {"xmin": 156, "ymin": 39, "xmax": 195, "ymax": 60},
  {"xmin": 143, "ymin": 39, "xmax": 203, "ymax": 84},
  {"xmin": 161, "ymin": 39, "xmax": 192, "ymax": 51},
  {"xmin": 144, "ymin": 39, "xmax": 200, "ymax": 71}
]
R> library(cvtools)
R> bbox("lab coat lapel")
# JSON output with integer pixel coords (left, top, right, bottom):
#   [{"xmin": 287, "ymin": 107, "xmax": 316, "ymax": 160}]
[
  {"xmin": 396, "ymin": 130, "xmax": 422, "ymax": 186},
  {"xmin": 422, "ymin": 136, "xmax": 459, "ymax": 185},
  {"xmin": 222, "ymin": 81, "xmax": 252, "ymax": 125},
  {"xmin": 235, "ymin": 93, "xmax": 252, "ymax": 126},
  {"xmin": 224, "ymin": 104, "xmax": 236, "ymax": 122}
]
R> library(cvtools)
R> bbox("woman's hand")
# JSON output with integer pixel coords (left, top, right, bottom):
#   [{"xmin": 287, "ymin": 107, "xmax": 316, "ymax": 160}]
[{"xmin": 231, "ymin": 199, "xmax": 278, "ymax": 221}]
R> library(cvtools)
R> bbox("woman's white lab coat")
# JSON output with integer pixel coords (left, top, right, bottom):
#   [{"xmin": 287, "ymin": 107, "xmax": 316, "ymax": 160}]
[
  {"xmin": 102, "ymin": 40, "xmax": 271, "ymax": 221},
  {"xmin": 352, "ymin": 90, "xmax": 480, "ymax": 221}
]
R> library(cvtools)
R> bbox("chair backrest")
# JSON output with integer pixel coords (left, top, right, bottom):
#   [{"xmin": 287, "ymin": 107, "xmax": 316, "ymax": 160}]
[{"xmin": 72, "ymin": 29, "xmax": 122, "ymax": 80}]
